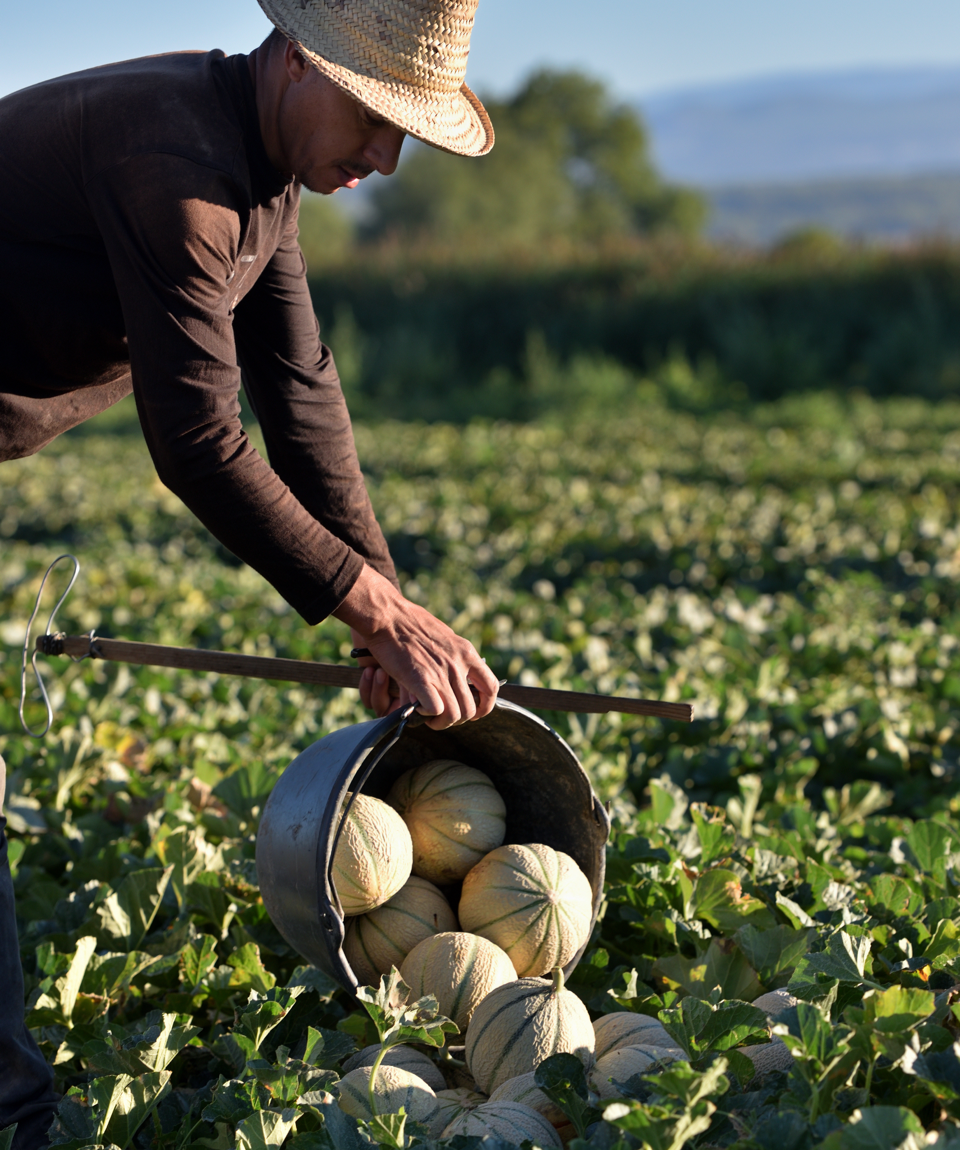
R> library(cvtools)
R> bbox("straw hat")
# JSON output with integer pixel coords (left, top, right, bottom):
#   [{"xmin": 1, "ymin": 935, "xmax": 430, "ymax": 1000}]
[{"xmin": 256, "ymin": 0, "xmax": 494, "ymax": 157}]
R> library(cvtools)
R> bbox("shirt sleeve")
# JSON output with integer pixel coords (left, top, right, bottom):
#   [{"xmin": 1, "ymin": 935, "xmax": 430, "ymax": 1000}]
[
  {"xmin": 232, "ymin": 203, "xmax": 399, "ymax": 591},
  {"xmin": 85, "ymin": 152, "xmax": 369, "ymax": 624}
]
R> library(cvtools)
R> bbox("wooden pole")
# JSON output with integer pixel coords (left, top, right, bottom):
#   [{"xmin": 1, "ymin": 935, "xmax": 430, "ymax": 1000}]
[{"xmin": 40, "ymin": 634, "xmax": 694, "ymax": 722}]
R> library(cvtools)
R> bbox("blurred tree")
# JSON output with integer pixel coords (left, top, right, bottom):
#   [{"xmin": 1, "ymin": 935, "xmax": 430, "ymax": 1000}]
[{"xmin": 365, "ymin": 69, "xmax": 705, "ymax": 247}]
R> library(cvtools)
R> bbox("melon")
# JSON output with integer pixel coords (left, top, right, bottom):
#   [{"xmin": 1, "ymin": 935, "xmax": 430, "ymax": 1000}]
[
  {"xmin": 387, "ymin": 760, "xmax": 507, "ymax": 884},
  {"xmin": 593, "ymin": 1012, "xmax": 683, "ymax": 1060},
  {"xmin": 442, "ymin": 1101, "xmax": 562, "ymax": 1147},
  {"xmin": 332, "ymin": 792, "xmax": 413, "ymax": 915},
  {"xmin": 401, "ymin": 931, "xmax": 517, "ymax": 1032},
  {"xmin": 336, "ymin": 1064, "xmax": 442, "ymax": 1135},
  {"xmin": 590, "ymin": 1044, "xmax": 676, "ymax": 1100},
  {"xmin": 465, "ymin": 967, "xmax": 595, "ymax": 1095},
  {"xmin": 341, "ymin": 1043, "xmax": 446, "ymax": 1092},
  {"xmin": 434, "ymin": 1087, "xmax": 487, "ymax": 1129},
  {"xmin": 458, "ymin": 843, "xmax": 593, "ymax": 977},
  {"xmin": 741, "ymin": 1040, "xmax": 793, "ymax": 1078},
  {"xmin": 344, "ymin": 875, "xmax": 457, "ymax": 985},
  {"xmin": 488, "ymin": 1071, "xmax": 567, "ymax": 1127}
]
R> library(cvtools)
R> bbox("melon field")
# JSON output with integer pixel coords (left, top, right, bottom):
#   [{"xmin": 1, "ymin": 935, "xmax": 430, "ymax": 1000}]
[{"xmin": 3, "ymin": 387, "xmax": 960, "ymax": 1150}]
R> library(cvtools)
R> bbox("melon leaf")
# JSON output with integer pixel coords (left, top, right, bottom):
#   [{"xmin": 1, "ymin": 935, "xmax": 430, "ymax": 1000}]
[{"xmin": 535, "ymin": 1052, "xmax": 602, "ymax": 1138}]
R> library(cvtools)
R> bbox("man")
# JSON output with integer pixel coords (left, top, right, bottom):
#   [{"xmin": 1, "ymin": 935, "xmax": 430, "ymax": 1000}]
[{"xmin": 0, "ymin": 1, "xmax": 497, "ymax": 1143}]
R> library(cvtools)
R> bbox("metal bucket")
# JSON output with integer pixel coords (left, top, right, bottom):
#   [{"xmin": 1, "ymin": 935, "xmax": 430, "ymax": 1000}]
[{"xmin": 256, "ymin": 699, "xmax": 611, "ymax": 993}]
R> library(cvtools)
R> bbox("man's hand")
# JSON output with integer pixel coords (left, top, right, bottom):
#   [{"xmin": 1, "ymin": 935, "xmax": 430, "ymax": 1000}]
[{"xmin": 334, "ymin": 566, "xmax": 499, "ymax": 730}]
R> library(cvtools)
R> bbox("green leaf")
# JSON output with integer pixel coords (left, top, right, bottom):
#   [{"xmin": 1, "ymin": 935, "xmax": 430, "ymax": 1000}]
[
  {"xmin": 866, "ymin": 985, "xmax": 935, "ymax": 1032},
  {"xmin": 776, "ymin": 892, "xmax": 817, "ymax": 929},
  {"xmin": 228, "ymin": 944, "xmax": 278, "ymax": 995},
  {"xmin": 154, "ymin": 827, "xmax": 224, "ymax": 910},
  {"xmin": 83, "ymin": 1014, "xmax": 201, "ymax": 1075},
  {"xmin": 235, "ymin": 1109, "xmax": 299, "ymax": 1150},
  {"xmin": 820, "ymin": 1106, "xmax": 924, "ymax": 1150},
  {"xmin": 907, "ymin": 821, "xmax": 957, "ymax": 873},
  {"xmin": 214, "ymin": 762, "xmax": 277, "ymax": 821},
  {"xmin": 802, "ymin": 932, "xmax": 876, "ymax": 986},
  {"xmin": 534, "ymin": 1052, "xmax": 602, "ymax": 1138},
  {"xmin": 692, "ymin": 869, "xmax": 777, "ymax": 933},
  {"xmin": 58, "ymin": 936, "xmax": 98, "ymax": 1026},
  {"xmin": 690, "ymin": 804, "xmax": 735, "ymax": 866},
  {"xmin": 698, "ymin": 1001, "xmax": 770, "ymax": 1052},
  {"xmin": 655, "ymin": 938, "xmax": 762, "ymax": 1002},
  {"xmin": 96, "ymin": 867, "xmax": 173, "ymax": 949},
  {"xmin": 0, "ymin": 1125, "xmax": 17, "ymax": 1150},
  {"xmin": 102, "ymin": 1071, "xmax": 172, "ymax": 1150},
  {"xmin": 361, "ymin": 1110, "xmax": 408, "ymax": 1149},
  {"xmin": 186, "ymin": 872, "xmax": 240, "ymax": 940},
  {"xmin": 736, "ymin": 923, "xmax": 810, "ymax": 984}
]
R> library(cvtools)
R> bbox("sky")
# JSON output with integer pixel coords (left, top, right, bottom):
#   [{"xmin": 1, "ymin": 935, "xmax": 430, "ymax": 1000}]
[{"xmin": 3, "ymin": 0, "xmax": 960, "ymax": 102}]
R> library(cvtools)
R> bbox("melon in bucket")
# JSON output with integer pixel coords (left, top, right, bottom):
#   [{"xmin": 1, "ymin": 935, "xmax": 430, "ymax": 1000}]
[
  {"xmin": 387, "ymin": 759, "xmax": 506, "ymax": 884},
  {"xmin": 344, "ymin": 874, "xmax": 457, "ymax": 985},
  {"xmin": 458, "ymin": 842, "xmax": 593, "ymax": 977},
  {"xmin": 332, "ymin": 792, "xmax": 413, "ymax": 915}
]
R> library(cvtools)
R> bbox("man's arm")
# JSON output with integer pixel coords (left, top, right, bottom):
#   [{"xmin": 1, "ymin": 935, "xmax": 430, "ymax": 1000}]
[{"xmin": 231, "ymin": 212, "xmax": 398, "ymax": 589}]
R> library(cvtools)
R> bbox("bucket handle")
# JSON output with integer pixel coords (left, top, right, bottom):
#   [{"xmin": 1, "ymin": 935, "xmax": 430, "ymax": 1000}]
[{"xmin": 325, "ymin": 703, "xmax": 420, "ymax": 911}]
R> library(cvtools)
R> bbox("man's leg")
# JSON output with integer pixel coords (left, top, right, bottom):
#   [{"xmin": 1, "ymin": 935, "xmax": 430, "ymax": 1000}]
[{"xmin": 0, "ymin": 756, "xmax": 58, "ymax": 1149}]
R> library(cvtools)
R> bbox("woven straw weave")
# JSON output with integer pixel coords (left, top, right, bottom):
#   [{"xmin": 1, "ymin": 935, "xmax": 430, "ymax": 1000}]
[{"xmin": 256, "ymin": 0, "xmax": 494, "ymax": 157}]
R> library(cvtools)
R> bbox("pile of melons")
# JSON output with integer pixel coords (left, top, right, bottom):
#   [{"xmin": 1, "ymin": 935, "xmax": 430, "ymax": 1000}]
[{"xmin": 332, "ymin": 758, "xmax": 635, "ymax": 1144}]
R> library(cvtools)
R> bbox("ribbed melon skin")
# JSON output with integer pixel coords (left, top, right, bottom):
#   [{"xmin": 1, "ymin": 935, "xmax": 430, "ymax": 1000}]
[
  {"xmin": 388, "ymin": 760, "xmax": 506, "ymax": 884},
  {"xmin": 434, "ymin": 1087, "xmax": 488, "ymax": 1130},
  {"xmin": 488, "ymin": 1071, "xmax": 567, "ymax": 1127},
  {"xmin": 458, "ymin": 843, "xmax": 593, "ymax": 977},
  {"xmin": 400, "ymin": 931, "xmax": 517, "ymax": 1032},
  {"xmin": 590, "ymin": 1044, "xmax": 674, "ymax": 1100},
  {"xmin": 332, "ymin": 792, "xmax": 413, "ymax": 916},
  {"xmin": 593, "ymin": 1012, "xmax": 683, "ymax": 1060},
  {"xmin": 442, "ymin": 1101, "xmax": 562, "ymax": 1147},
  {"xmin": 465, "ymin": 976, "xmax": 595, "ymax": 1095},
  {"xmin": 341, "ymin": 1043, "xmax": 446, "ymax": 1092},
  {"xmin": 344, "ymin": 875, "xmax": 457, "ymax": 985},
  {"xmin": 336, "ymin": 1064, "xmax": 441, "ymax": 1134}
]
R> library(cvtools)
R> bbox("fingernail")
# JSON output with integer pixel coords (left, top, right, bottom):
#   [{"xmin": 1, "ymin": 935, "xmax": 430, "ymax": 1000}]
[{"xmin": 375, "ymin": 668, "xmax": 386, "ymax": 683}]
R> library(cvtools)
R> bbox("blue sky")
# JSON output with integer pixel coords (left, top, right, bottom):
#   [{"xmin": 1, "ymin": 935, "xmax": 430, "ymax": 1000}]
[{"xmin": 3, "ymin": 0, "xmax": 960, "ymax": 100}]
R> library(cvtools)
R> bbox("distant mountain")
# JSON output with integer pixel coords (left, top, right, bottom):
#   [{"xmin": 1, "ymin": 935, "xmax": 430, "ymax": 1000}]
[
  {"xmin": 639, "ymin": 66, "xmax": 960, "ymax": 186},
  {"xmin": 705, "ymin": 172, "xmax": 960, "ymax": 245}
]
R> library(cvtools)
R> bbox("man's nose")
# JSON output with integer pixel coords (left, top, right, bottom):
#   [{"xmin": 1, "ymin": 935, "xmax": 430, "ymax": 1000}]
[{"xmin": 366, "ymin": 124, "xmax": 406, "ymax": 176}]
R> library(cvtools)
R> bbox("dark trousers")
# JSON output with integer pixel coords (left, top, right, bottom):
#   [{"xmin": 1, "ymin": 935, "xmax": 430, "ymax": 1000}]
[{"xmin": 0, "ymin": 819, "xmax": 57, "ymax": 1149}]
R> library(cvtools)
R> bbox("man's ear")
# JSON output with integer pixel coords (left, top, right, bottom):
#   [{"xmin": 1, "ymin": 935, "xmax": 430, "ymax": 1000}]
[{"xmin": 284, "ymin": 38, "xmax": 311, "ymax": 82}]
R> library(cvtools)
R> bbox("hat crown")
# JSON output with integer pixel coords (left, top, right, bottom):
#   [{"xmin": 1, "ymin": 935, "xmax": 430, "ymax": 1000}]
[{"xmin": 289, "ymin": 0, "xmax": 479, "ymax": 95}]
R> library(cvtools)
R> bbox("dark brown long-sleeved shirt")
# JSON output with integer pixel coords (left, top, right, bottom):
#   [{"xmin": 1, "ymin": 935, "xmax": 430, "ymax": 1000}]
[{"xmin": 0, "ymin": 49, "xmax": 398, "ymax": 623}]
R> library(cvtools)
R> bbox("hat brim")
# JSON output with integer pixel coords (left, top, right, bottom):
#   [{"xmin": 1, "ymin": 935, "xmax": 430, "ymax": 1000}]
[{"xmin": 256, "ymin": 0, "xmax": 494, "ymax": 157}]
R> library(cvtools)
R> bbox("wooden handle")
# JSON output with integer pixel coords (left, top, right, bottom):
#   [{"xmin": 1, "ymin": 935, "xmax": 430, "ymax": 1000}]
[{"xmin": 39, "ymin": 635, "xmax": 694, "ymax": 722}]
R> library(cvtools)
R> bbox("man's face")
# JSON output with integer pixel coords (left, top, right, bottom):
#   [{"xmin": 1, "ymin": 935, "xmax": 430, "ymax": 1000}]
[{"xmin": 273, "ymin": 45, "xmax": 406, "ymax": 195}]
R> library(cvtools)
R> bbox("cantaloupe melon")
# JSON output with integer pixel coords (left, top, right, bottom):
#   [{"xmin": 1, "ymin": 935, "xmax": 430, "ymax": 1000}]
[
  {"xmin": 341, "ymin": 1043, "xmax": 446, "ymax": 1092},
  {"xmin": 741, "ymin": 1040, "xmax": 793, "ymax": 1078},
  {"xmin": 332, "ymin": 792, "xmax": 413, "ymax": 915},
  {"xmin": 590, "ymin": 1044, "xmax": 676, "ymax": 1100},
  {"xmin": 488, "ymin": 1071, "xmax": 567, "ymax": 1127},
  {"xmin": 387, "ymin": 760, "xmax": 506, "ymax": 884},
  {"xmin": 401, "ymin": 931, "xmax": 517, "ymax": 1032},
  {"xmin": 442, "ymin": 1101, "xmax": 562, "ymax": 1147},
  {"xmin": 344, "ymin": 875, "xmax": 457, "ymax": 985},
  {"xmin": 593, "ymin": 1012, "xmax": 683, "ymax": 1060},
  {"xmin": 336, "ymin": 1064, "xmax": 442, "ymax": 1135},
  {"xmin": 465, "ymin": 968, "xmax": 595, "ymax": 1095},
  {"xmin": 458, "ymin": 843, "xmax": 593, "ymax": 977},
  {"xmin": 434, "ymin": 1088, "xmax": 487, "ymax": 1130}
]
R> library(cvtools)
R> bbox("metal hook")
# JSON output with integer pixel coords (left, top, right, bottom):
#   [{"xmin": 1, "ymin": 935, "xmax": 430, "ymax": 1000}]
[{"xmin": 19, "ymin": 554, "xmax": 81, "ymax": 739}]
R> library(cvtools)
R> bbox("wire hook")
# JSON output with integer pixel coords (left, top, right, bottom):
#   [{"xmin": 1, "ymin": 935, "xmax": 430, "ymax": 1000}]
[{"xmin": 19, "ymin": 554, "xmax": 81, "ymax": 739}]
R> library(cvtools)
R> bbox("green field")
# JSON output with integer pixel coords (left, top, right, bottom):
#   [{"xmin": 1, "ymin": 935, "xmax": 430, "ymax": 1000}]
[{"xmin": 4, "ymin": 389, "xmax": 960, "ymax": 1149}]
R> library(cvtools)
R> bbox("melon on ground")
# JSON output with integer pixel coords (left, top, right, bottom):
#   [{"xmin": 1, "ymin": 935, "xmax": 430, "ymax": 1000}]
[
  {"xmin": 442, "ymin": 1100, "xmax": 562, "ymax": 1148},
  {"xmin": 590, "ymin": 1044, "xmax": 677, "ymax": 1100},
  {"xmin": 465, "ymin": 968, "xmax": 595, "ymax": 1095},
  {"xmin": 401, "ymin": 931, "xmax": 517, "ymax": 1032},
  {"xmin": 434, "ymin": 1087, "xmax": 488, "ymax": 1130},
  {"xmin": 344, "ymin": 875, "xmax": 457, "ymax": 985},
  {"xmin": 332, "ymin": 792, "xmax": 413, "ymax": 915},
  {"xmin": 593, "ymin": 1012, "xmax": 683, "ymax": 1060},
  {"xmin": 341, "ymin": 1043, "xmax": 446, "ymax": 1092},
  {"xmin": 458, "ymin": 842, "xmax": 593, "ymax": 977},
  {"xmin": 741, "ymin": 1040, "xmax": 793, "ymax": 1079},
  {"xmin": 488, "ymin": 1071, "xmax": 567, "ymax": 1127},
  {"xmin": 387, "ymin": 759, "xmax": 506, "ymax": 884},
  {"xmin": 336, "ymin": 1064, "xmax": 442, "ymax": 1135}
]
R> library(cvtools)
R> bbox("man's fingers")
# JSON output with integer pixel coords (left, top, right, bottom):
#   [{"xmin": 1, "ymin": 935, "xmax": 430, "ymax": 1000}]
[
  {"xmin": 370, "ymin": 668, "xmax": 394, "ymax": 717},
  {"xmin": 358, "ymin": 665, "xmax": 375, "ymax": 711}
]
